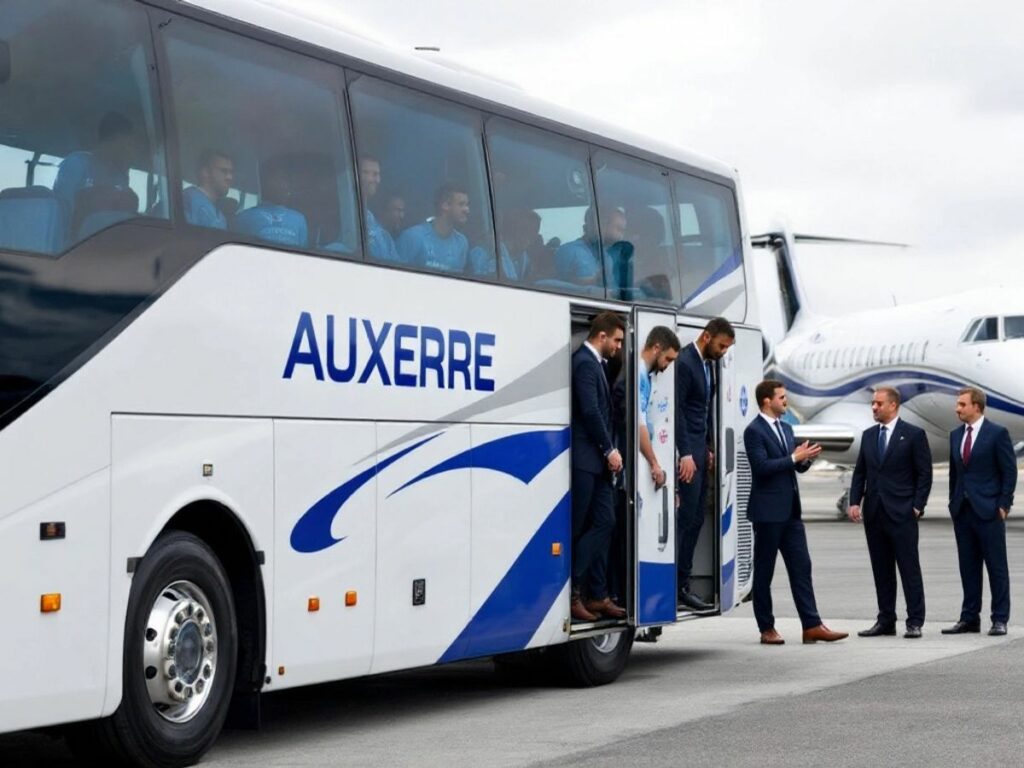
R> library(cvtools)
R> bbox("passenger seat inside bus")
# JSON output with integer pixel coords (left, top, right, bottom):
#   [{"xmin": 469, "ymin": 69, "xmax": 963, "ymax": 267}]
[{"xmin": 0, "ymin": 185, "xmax": 66, "ymax": 254}]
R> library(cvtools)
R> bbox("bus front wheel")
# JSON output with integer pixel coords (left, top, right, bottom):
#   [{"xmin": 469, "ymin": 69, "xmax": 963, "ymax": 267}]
[
  {"xmin": 558, "ymin": 630, "xmax": 634, "ymax": 687},
  {"xmin": 90, "ymin": 531, "xmax": 238, "ymax": 768}
]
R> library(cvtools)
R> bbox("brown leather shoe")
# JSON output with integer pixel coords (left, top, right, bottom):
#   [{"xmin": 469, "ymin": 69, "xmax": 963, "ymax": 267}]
[
  {"xmin": 584, "ymin": 597, "xmax": 627, "ymax": 619},
  {"xmin": 760, "ymin": 628, "xmax": 785, "ymax": 645},
  {"xmin": 571, "ymin": 597, "xmax": 598, "ymax": 622},
  {"xmin": 802, "ymin": 624, "xmax": 849, "ymax": 644}
]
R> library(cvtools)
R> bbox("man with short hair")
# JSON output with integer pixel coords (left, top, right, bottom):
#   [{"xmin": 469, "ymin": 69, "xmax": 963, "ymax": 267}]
[
  {"xmin": 639, "ymin": 326, "xmax": 681, "ymax": 488},
  {"xmin": 744, "ymin": 380, "xmax": 847, "ymax": 645},
  {"xmin": 397, "ymin": 182, "xmax": 470, "ymax": 272},
  {"xmin": 381, "ymin": 192, "xmax": 406, "ymax": 238},
  {"xmin": 942, "ymin": 387, "xmax": 1017, "ymax": 636},
  {"xmin": 358, "ymin": 156, "xmax": 399, "ymax": 261},
  {"xmin": 848, "ymin": 387, "xmax": 932, "ymax": 638},
  {"xmin": 675, "ymin": 316, "xmax": 735, "ymax": 610},
  {"xmin": 570, "ymin": 311, "xmax": 626, "ymax": 622},
  {"xmin": 554, "ymin": 206, "xmax": 626, "ymax": 288},
  {"xmin": 183, "ymin": 149, "xmax": 234, "ymax": 230}
]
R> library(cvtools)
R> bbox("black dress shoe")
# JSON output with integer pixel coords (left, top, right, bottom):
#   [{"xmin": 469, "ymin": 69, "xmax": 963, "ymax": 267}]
[
  {"xmin": 678, "ymin": 590, "xmax": 712, "ymax": 611},
  {"xmin": 904, "ymin": 625, "xmax": 922, "ymax": 639},
  {"xmin": 941, "ymin": 620, "xmax": 981, "ymax": 634},
  {"xmin": 857, "ymin": 622, "xmax": 897, "ymax": 637},
  {"xmin": 988, "ymin": 622, "xmax": 1008, "ymax": 636}
]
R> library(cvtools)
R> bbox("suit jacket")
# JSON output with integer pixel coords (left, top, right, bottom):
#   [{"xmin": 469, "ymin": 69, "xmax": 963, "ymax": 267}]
[
  {"xmin": 743, "ymin": 415, "xmax": 811, "ymax": 523},
  {"xmin": 571, "ymin": 344, "xmax": 615, "ymax": 474},
  {"xmin": 849, "ymin": 420, "xmax": 933, "ymax": 522},
  {"xmin": 675, "ymin": 344, "xmax": 714, "ymax": 464},
  {"xmin": 948, "ymin": 419, "xmax": 1017, "ymax": 520}
]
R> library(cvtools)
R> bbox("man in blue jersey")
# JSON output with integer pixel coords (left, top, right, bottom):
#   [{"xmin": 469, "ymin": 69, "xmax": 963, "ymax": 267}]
[
  {"xmin": 555, "ymin": 206, "xmax": 626, "ymax": 289},
  {"xmin": 638, "ymin": 325, "xmax": 681, "ymax": 489},
  {"xmin": 397, "ymin": 182, "xmax": 470, "ymax": 273},
  {"xmin": 358, "ymin": 156, "xmax": 399, "ymax": 261},
  {"xmin": 233, "ymin": 161, "xmax": 308, "ymax": 248},
  {"xmin": 469, "ymin": 208, "xmax": 540, "ymax": 281},
  {"xmin": 183, "ymin": 150, "xmax": 234, "ymax": 230},
  {"xmin": 54, "ymin": 111, "xmax": 140, "ymax": 231}
]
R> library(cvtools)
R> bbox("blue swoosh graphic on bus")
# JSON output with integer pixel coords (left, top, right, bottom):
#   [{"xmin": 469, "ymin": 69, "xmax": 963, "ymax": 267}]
[
  {"xmin": 722, "ymin": 503, "xmax": 733, "ymax": 535},
  {"xmin": 683, "ymin": 247, "xmax": 742, "ymax": 305},
  {"xmin": 389, "ymin": 427, "xmax": 570, "ymax": 497},
  {"xmin": 290, "ymin": 434, "xmax": 441, "ymax": 553},
  {"xmin": 439, "ymin": 491, "xmax": 572, "ymax": 663}
]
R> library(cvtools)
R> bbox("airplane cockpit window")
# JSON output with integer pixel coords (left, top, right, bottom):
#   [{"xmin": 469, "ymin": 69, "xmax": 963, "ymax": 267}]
[
  {"xmin": 963, "ymin": 317, "xmax": 998, "ymax": 343},
  {"xmin": 1004, "ymin": 316, "xmax": 1024, "ymax": 340}
]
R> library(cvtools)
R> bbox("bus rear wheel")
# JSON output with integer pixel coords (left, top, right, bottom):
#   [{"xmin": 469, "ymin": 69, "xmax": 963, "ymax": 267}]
[
  {"xmin": 557, "ymin": 629, "xmax": 634, "ymax": 687},
  {"xmin": 86, "ymin": 531, "xmax": 238, "ymax": 768}
]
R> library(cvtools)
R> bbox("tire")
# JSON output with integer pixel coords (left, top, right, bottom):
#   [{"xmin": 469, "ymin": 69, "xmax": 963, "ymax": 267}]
[
  {"xmin": 555, "ymin": 629, "xmax": 634, "ymax": 687},
  {"xmin": 86, "ymin": 531, "xmax": 239, "ymax": 768}
]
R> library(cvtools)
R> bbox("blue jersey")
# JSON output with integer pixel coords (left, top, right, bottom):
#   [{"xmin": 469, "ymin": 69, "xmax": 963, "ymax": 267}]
[
  {"xmin": 233, "ymin": 204, "xmax": 308, "ymax": 248},
  {"xmin": 53, "ymin": 151, "xmax": 130, "ymax": 213},
  {"xmin": 397, "ymin": 221, "xmax": 468, "ymax": 273},
  {"xmin": 365, "ymin": 208, "xmax": 400, "ymax": 262},
  {"xmin": 554, "ymin": 237, "xmax": 612, "ymax": 286},
  {"xmin": 183, "ymin": 186, "xmax": 227, "ymax": 230},
  {"xmin": 469, "ymin": 242, "xmax": 529, "ymax": 281},
  {"xmin": 639, "ymin": 365, "xmax": 654, "ymax": 436}
]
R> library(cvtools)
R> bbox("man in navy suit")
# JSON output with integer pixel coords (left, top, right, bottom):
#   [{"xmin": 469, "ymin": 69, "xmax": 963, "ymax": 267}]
[
  {"xmin": 745, "ymin": 380, "xmax": 847, "ymax": 645},
  {"xmin": 675, "ymin": 316, "xmax": 735, "ymax": 610},
  {"xmin": 942, "ymin": 387, "xmax": 1017, "ymax": 636},
  {"xmin": 848, "ymin": 387, "xmax": 933, "ymax": 638},
  {"xmin": 570, "ymin": 311, "xmax": 626, "ymax": 622}
]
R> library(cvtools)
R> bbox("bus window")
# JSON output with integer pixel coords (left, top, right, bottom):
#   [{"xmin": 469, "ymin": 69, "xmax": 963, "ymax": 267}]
[
  {"xmin": 348, "ymin": 76, "xmax": 494, "ymax": 277},
  {"xmin": 485, "ymin": 117, "xmax": 596, "ymax": 291},
  {"xmin": 592, "ymin": 150, "xmax": 681, "ymax": 305},
  {"xmin": 0, "ymin": 0, "xmax": 168, "ymax": 256},
  {"xmin": 673, "ymin": 172, "xmax": 745, "ymax": 320},
  {"xmin": 162, "ymin": 17, "xmax": 358, "ymax": 255}
]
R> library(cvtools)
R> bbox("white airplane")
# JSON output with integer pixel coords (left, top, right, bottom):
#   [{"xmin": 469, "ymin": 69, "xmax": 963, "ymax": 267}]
[{"xmin": 750, "ymin": 231, "xmax": 1024, "ymax": 478}]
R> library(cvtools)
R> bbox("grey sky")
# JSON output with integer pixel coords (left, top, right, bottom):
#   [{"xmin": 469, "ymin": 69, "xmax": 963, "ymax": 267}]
[{"xmin": 291, "ymin": 0, "xmax": 1019, "ymax": 310}]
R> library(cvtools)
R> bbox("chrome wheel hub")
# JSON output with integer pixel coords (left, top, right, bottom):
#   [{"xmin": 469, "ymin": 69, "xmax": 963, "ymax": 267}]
[{"xmin": 142, "ymin": 581, "xmax": 218, "ymax": 723}]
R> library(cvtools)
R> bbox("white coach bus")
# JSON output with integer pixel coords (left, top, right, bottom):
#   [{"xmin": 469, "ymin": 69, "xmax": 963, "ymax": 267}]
[{"xmin": 0, "ymin": 0, "xmax": 764, "ymax": 765}]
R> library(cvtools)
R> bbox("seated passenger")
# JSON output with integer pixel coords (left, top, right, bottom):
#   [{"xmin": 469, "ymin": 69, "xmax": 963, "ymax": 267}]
[
  {"xmin": 397, "ymin": 182, "xmax": 470, "ymax": 273},
  {"xmin": 358, "ymin": 156, "xmax": 399, "ymax": 261},
  {"xmin": 233, "ymin": 162, "xmax": 309, "ymax": 248},
  {"xmin": 380, "ymin": 192, "xmax": 406, "ymax": 239},
  {"xmin": 54, "ymin": 111, "xmax": 140, "ymax": 236},
  {"xmin": 183, "ymin": 149, "xmax": 234, "ymax": 230},
  {"xmin": 469, "ymin": 208, "xmax": 540, "ymax": 282},
  {"xmin": 554, "ymin": 206, "xmax": 627, "ymax": 288}
]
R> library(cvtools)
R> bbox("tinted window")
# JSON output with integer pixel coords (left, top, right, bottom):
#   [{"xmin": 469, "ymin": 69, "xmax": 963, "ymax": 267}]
[
  {"xmin": 674, "ymin": 173, "xmax": 745, "ymax": 319},
  {"xmin": 162, "ymin": 17, "xmax": 359, "ymax": 255},
  {"xmin": 349, "ymin": 76, "xmax": 494, "ymax": 276},
  {"xmin": 592, "ymin": 150, "xmax": 681, "ymax": 304},
  {"xmin": 1005, "ymin": 316, "xmax": 1024, "ymax": 340},
  {"xmin": 969, "ymin": 316, "xmax": 998, "ymax": 342},
  {"xmin": 485, "ymin": 118, "xmax": 595, "ymax": 291},
  {"xmin": 0, "ymin": 0, "xmax": 168, "ymax": 256}
]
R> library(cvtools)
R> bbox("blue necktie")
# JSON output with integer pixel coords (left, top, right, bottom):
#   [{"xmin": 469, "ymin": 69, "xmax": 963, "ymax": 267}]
[
  {"xmin": 703, "ymin": 361, "xmax": 712, "ymax": 402},
  {"xmin": 774, "ymin": 421, "xmax": 787, "ymax": 452},
  {"xmin": 878, "ymin": 425, "xmax": 887, "ymax": 458}
]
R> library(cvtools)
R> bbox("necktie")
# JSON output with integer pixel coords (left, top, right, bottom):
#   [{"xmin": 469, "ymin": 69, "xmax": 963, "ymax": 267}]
[
  {"xmin": 963, "ymin": 425, "xmax": 973, "ymax": 464},
  {"xmin": 774, "ymin": 421, "xmax": 787, "ymax": 452},
  {"xmin": 703, "ymin": 361, "xmax": 712, "ymax": 401},
  {"xmin": 878, "ymin": 425, "xmax": 887, "ymax": 458}
]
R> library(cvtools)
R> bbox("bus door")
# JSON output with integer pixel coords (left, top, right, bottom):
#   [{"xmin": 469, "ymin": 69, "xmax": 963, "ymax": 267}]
[{"xmin": 632, "ymin": 309, "xmax": 678, "ymax": 626}]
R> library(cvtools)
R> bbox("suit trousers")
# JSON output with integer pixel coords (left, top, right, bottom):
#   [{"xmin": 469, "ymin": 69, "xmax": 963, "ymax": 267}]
[
  {"xmin": 676, "ymin": 459, "xmax": 708, "ymax": 589},
  {"xmin": 572, "ymin": 467, "xmax": 615, "ymax": 600},
  {"xmin": 953, "ymin": 502, "xmax": 1010, "ymax": 624},
  {"xmin": 752, "ymin": 515, "xmax": 822, "ymax": 632},
  {"xmin": 864, "ymin": 509, "xmax": 925, "ymax": 627}
]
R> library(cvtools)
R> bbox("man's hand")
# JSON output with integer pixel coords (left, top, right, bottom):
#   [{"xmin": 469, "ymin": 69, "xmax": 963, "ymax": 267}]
[
  {"xmin": 1000, "ymin": 507, "xmax": 1009, "ymax": 520},
  {"xmin": 793, "ymin": 441, "xmax": 822, "ymax": 463},
  {"xmin": 652, "ymin": 464, "xmax": 666, "ymax": 489},
  {"xmin": 707, "ymin": 449, "xmax": 715, "ymax": 472},
  {"xmin": 848, "ymin": 504, "xmax": 862, "ymax": 523},
  {"xmin": 679, "ymin": 455, "xmax": 697, "ymax": 484},
  {"xmin": 914, "ymin": 508, "xmax": 923, "ymax": 519},
  {"xmin": 607, "ymin": 449, "xmax": 623, "ymax": 473}
]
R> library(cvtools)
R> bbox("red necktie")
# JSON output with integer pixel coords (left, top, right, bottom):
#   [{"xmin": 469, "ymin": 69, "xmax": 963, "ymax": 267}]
[{"xmin": 963, "ymin": 425, "xmax": 973, "ymax": 464}]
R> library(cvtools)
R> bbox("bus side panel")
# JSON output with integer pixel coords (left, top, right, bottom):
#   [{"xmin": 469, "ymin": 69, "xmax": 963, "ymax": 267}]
[
  {"xmin": 272, "ymin": 420, "xmax": 377, "ymax": 689},
  {"xmin": 108, "ymin": 415, "xmax": 274, "ymax": 714},
  {"xmin": 0, "ymin": 470, "xmax": 110, "ymax": 732},
  {"xmin": 370, "ymin": 424, "xmax": 472, "ymax": 674}
]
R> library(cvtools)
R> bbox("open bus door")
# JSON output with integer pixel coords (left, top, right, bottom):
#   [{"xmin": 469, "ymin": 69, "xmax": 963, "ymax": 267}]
[{"xmin": 631, "ymin": 308, "xmax": 678, "ymax": 626}]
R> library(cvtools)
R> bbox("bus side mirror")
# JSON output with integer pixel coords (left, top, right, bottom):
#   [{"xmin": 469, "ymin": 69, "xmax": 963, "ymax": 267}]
[{"xmin": 0, "ymin": 41, "xmax": 10, "ymax": 84}]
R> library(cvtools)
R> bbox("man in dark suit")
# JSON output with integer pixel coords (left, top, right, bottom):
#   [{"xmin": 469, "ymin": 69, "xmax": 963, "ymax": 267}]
[
  {"xmin": 675, "ymin": 316, "xmax": 735, "ymax": 610},
  {"xmin": 570, "ymin": 311, "xmax": 626, "ymax": 622},
  {"xmin": 745, "ymin": 379, "xmax": 847, "ymax": 645},
  {"xmin": 943, "ymin": 386, "xmax": 1017, "ymax": 636},
  {"xmin": 848, "ymin": 387, "xmax": 933, "ymax": 638}
]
